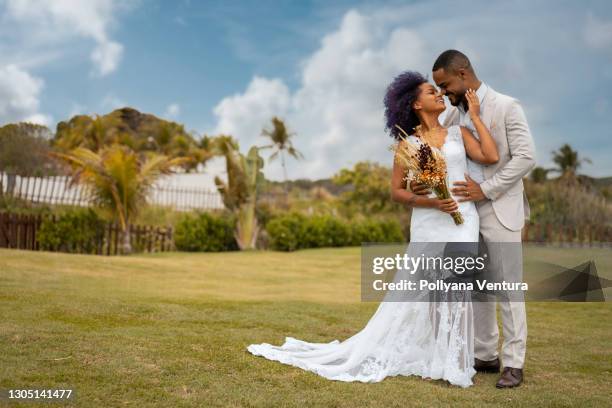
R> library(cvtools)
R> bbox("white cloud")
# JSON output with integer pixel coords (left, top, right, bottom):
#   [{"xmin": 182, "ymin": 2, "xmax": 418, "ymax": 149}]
[
  {"xmin": 2, "ymin": 0, "xmax": 131, "ymax": 76},
  {"xmin": 24, "ymin": 113, "xmax": 53, "ymax": 126},
  {"xmin": 290, "ymin": 13, "xmax": 426, "ymax": 174},
  {"xmin": 68, "ymin": 103, "xmax": 88, "ymax": 118},
  {"xmin": 0, "ymin": 64, "xmax": 51, "ymax": 126},
  {"xmin": 584, "ymin": 13, "xmax": 612, "ymax": 49},
  {"xmin": 211, "ymin": 2, "xmax": 612, "ymax": 179},
  {"xmin": 174, "ymin": 16, "xmax": 187, "ymax": 26},
  {"xmin": 595, "ymin": 97, "xmax": 610, "ymax": 116},
  {"xmin": 90, "ymin": 40, "xmax": 123, "ymax": 76},
  {"xmin": 212, "ymin": 10, "xmax": 427, "ymax": 179},
  {"xmin": 101, "ymin": 94, "xmax": 126, "ymax": 110},
  {"xmin": 0, "ymin": 0, "xmax": 135, "ymax": 126},
  {"xmin": 164, "ymin": 103, "xmax": 181, "ymax": 119},
  {"xmin": 213, "ymin": 76, "xmax": 291, "ymax": 147}
]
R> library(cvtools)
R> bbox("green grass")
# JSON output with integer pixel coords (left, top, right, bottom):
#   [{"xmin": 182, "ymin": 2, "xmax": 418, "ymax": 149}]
[{"xmin": 0, "ymin": 246, "xmax": 610, "ymax": 407}]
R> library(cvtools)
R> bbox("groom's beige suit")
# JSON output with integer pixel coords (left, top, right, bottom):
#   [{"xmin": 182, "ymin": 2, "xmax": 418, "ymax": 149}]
[{"xmin": 443, "ymin": 84, "xmax": 536, "ymax": 369}]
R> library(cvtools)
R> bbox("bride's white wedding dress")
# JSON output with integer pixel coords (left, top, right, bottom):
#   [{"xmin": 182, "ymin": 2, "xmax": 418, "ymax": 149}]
[{"xmin": 248, "ymin": 125, "xmax": 480, "ymax": 387}]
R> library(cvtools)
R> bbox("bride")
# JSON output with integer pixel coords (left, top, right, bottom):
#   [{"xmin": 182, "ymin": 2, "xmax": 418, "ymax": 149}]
[{"xmin": 247, "ymin": 71, "xmax": 499, "ymax": 388}]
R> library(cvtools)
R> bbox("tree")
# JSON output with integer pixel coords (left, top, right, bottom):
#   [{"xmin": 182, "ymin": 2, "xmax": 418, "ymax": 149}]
[
  {"xmin": 261, "ymin": 117, "xmax": 303, "ymax": 189},
  {"xmin": 53, "ymin": 108, "xmax": 212, "ymax": 172},
  {"xmin": 141, "ymin": 122, "xmax": 214, "ymax": 172},
  {"xmin": 332, "ymin": 161, "xmax": 401, "ymax": 215},
  {"xmin": 52, "ymin": 145, "xmax": 188, "ymax": 254},
  {"xmin": 213, "ymin": 136, "xmax": 265, "ymax": 250},
  {"xmin": 530, "ymin": 166, "xmax": 552, "ymax": 183},
  {"xmin": 552, "ymin": 144, "xmax": 591, "ymax": 177},
  {"xmin": 0, "ymin": 123, "xmax": 54, "ymax": 174},
  {"xmin": 0, "ymin": 122, "xmax": 57, "ymax": 196},
  {"xmin": 54, "ymin": 114, "xmax": 122, "ymax": 152}
]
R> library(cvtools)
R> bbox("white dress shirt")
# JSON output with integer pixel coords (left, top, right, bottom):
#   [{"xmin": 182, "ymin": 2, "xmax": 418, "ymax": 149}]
[{"xmin": 457, "ymin": 82, "xmax": 487, "ymax": 184}]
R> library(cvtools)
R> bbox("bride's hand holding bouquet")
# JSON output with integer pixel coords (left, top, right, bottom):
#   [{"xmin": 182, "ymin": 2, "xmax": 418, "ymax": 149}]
[{"xmin": 391, "ymin": 124, "xmax": 464, "ymax": 225}]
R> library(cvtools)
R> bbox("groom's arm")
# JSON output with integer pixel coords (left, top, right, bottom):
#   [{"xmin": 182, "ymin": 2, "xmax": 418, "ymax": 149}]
[{"xmin": 479, "ymin": 99, "xmax": 536, "ymax": 201}]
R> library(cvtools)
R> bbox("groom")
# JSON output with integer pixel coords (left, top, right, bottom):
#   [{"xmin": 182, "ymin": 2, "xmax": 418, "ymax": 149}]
[{"xmin": 413, "ymin": 50, "xmax": 536, "ymax": 388}]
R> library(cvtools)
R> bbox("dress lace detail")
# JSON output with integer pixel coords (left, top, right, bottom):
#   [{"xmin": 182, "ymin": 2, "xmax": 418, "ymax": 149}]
[{"xmin": 248, "ymin": 125, "xmax": 478, "ymax": 387}]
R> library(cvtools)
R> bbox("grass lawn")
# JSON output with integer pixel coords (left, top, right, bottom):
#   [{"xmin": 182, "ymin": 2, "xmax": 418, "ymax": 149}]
[{"xmin": 0, "ymin": 246, "xmax": 610, "ymax": 407}]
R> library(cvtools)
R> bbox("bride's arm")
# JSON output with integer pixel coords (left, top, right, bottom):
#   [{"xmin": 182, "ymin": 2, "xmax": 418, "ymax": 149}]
[
  {"xmin": 391, "ymin": 149, "xmax": 458, "ymax": 213},
  {"xmin": 460, "ymin": 89, "xmax": 499, "ymax": 165}
]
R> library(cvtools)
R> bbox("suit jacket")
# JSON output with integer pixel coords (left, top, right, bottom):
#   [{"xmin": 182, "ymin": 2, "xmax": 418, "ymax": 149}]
[{"xmin": 443, "ymin": 86, "xmax": 536, "ymax": 231}]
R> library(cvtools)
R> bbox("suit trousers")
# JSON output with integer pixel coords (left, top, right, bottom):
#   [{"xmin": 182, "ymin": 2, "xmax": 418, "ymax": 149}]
[{"xmin": 474, "ymin": 199, "xmax": 527, "ymax": 368}]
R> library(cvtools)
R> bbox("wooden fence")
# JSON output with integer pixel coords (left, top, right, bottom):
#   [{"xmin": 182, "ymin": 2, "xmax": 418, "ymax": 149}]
[{"xmin": 0, "ymin": 212, "xmax": 173, "ymax": 255}]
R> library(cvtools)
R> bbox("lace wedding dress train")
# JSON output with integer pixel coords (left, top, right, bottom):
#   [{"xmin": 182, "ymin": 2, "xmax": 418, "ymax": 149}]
[{"xmin": 248, "ymin": 125, "xmax": 479, "ymax": 387}]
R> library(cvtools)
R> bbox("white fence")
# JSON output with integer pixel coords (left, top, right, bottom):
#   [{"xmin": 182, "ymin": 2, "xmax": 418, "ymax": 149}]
[{"xmin": 0, "ymin": 171, "xmax": 225, "ymax": 211}]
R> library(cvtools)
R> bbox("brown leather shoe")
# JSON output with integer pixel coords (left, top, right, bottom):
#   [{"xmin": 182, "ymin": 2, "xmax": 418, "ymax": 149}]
[
  {"xmin": 496, "ymin": 367, "xmax": 523, "ymax": 388},
  {"xmin": 474, "ymin": 357, "xmax": 500, "ymax": 373}
]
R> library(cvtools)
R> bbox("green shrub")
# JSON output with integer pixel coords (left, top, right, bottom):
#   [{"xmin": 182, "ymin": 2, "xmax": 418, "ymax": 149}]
[
  {"xmin": 266, "ymin": 213, "xmax": 405, "ymax": 251},
  {"xmin": 348, "ymin": 218, "xmax": 405, "ymax": 245},
  {"xmin": 174, "ymin": 212, "xmax": 237, "ymax": 252},
  {"xmin": 265, "ymin": 212, "xmax": 305, "ymax": 251},
  {"xmin": 134, "ymin": 205, "xmax": 184, "ymax": 227},
  {"xmin": 302, "ymin": 215, "xmax": 351, "ymax": 248},
  {"xmin": 255, "ymin": 201, "xmax": 276, "ymax": 228},
  {"xmin": 38, "ymin": 208, "xmax": 105, "ymax": 253},
  {"xmin": 377, "ymin": 219, "xmax": 406, "ymax": 242},
  {"xmin": 349, "ymin": 219, "xmax": 385, "ymax": 245},
  {"xmin": 525, "ymin": 179, "xmax": 611, "ymax": 225}
]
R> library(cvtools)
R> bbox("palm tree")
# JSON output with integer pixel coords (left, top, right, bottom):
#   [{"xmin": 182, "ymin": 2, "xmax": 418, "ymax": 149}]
[
  {"xmin": 52, "ymin": 145, "xmax": 188, "ymax": 254},
  {"xmin": 212, "ymin": 136, "xmax": 244, "ymax": 210},
  {"xmin": 530, "ymin": 166, "xmax": 552, "ymax": 183},
  {"xmin": 148, "ymin": 123, "xmax": 214, "ymax": 172},
  {"xmin": 54, "ymin": 114, "xmax": 122, "ymax": 152},
  {"xmin": 552, "ymin": 144, "xmax": 591, "ymax": 177},
  {"xmin": 213, "ymin": 136, "xmax": 264, "ymax": 250},
  {"xmin": 55, "ymin": 111, "xmax": 212, "ymax": 173},
  {"xmin": 261, "ymin": 117, "xmax": 303, "ymax": 190}
]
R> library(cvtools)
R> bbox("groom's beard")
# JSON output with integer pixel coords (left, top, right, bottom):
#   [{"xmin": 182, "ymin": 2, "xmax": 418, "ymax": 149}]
[{"xmin": 445, "ymin": 94, "xmax": 464, "ymax": 107}]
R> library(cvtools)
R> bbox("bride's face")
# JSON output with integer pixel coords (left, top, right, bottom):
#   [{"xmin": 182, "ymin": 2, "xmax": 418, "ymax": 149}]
[{"xmin": 413, "ymin": 83, "xmax": 446, "ymax": 114}]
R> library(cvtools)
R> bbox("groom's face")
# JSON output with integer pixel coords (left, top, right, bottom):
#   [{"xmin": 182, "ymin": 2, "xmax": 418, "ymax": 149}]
[{"xmin": 432, "ymin": 68, "xmax": 466, "ymax": 107}]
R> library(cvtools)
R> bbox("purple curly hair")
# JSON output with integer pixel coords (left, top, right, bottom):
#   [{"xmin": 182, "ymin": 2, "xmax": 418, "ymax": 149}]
[{"xmin": 384, "ymin": 71, "xmax": 428, "ymax": 140}]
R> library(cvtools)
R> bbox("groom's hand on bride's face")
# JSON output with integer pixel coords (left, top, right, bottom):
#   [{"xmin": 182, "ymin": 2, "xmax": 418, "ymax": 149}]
[
  {"xmin": 410, "ymin": 180, "xmax": 431, "ymax": 195},
  {"xmin": 452, "ymin": 174, "xmax": 485, "ymax": 202}
]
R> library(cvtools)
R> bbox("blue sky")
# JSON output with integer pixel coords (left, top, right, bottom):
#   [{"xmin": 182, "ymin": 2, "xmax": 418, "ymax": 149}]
[{"xmin": 1, "ymin": 0, "xmax": 612, "ymax": 180}]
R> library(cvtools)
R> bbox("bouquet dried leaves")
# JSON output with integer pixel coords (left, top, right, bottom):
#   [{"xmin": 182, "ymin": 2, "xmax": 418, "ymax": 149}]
[{"xmin": 391, "ymin": 124, "xmax": 463, "ymax": 225}]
